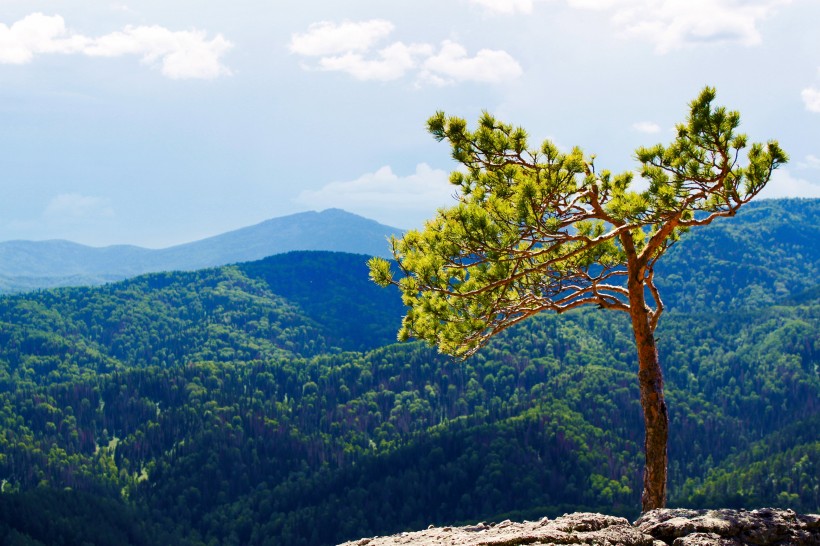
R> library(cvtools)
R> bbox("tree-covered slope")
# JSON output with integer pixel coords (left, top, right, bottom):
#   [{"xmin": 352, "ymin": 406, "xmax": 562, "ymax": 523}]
[
  {"xmin": 0, "ymin": 266, "xmax": 323, "ymax": 390},
  {"xmin": 0, "ymin": 297, "xmax": 816, "ymax": 544},
  {"xmin": 236, "ymin": 251, "xmax": 406, "ymax": 352},
  {"xmin": 0, "ymin": 252, "xmax": 402, "ymax": 392},
  {"xmin": 678, "ymin": 418, "xmax": 820, "ymax": 510},
  {"xmin": 656, "ymin": 198, "xmax": 820, "ymax": 312},
  {"xmin": 0, "ymin": 199, "xmax": 817, "ymax": 545}
]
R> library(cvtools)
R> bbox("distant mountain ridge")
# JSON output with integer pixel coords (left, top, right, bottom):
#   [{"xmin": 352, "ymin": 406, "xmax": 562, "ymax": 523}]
[{"xmin": 0, "ymin": 208, "xmax": 403, "ymax": 293}]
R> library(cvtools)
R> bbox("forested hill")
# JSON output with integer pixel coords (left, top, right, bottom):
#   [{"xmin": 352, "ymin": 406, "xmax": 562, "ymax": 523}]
[
  {"xmin": 0, "ymin": 252, "xmax": 405, "ymax": 387},
  {"xmin": 0, "ymin": 199, "xmax": 817, "ymax": 545},
  {"xmin": 657, "ymin": 198, "xmax": 820, "ymax": 312}
]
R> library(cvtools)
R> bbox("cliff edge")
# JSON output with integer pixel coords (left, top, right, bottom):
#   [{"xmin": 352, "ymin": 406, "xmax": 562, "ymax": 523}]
[{"xmin": 339, "ymin": 508, "xmax": 820, "ymax": 545}]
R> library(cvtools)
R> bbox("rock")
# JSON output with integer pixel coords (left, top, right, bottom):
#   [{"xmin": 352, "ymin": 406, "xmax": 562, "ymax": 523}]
[
  {"xmin": 635, "ymin": 508, "xmax": 820, "ymax": 545},
  {"xmin": 338, "ymin": 509, "xmax": 819, "ymax": 546},
  {"xmin": 550, "ymin": 511, "xmax": 632, "ymax": 533},
  {"xmin": 672, "ymin": 532, "xmax": 742, "ymax": 545},
  {"xmin": 338, "ymin": 512, "xmax": 655, "ymax": 545}
]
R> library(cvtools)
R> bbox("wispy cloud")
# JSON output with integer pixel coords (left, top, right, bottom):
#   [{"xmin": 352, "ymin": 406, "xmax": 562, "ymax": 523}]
[
  {"xmin": 295, "ymin": 164, "xmax": 455, "ymax": 228},
  {"xmin": 803, "ymin": 154, "xmax": 820, "ymax": 169},
  {"xmin": 0, "ymin": 13, "xmax": 232, "ymax": 79},
  {"xmin": 604, "ymin": 0, "xmax": 790, "ymax": 53},
  {"xmin": 468, "ymin": 0, "xmax": 790, "ymax": 53},
  {"xmin": 44, "ymin": 193, "xmax": 115, "ymax": 220},
  {"xmin": 468, "ymin": 0, "xmax": 537, "ymax": 14},
  {"xmin": 109, "ymin": 4, "xmax": 138, "ymax": 15},
  {"xmin": 631, "ymin": 121, "xmax": 661, "ymax": 134},
  {"xmin": 289, "ymin": 20, "xmax": 395, "ymax": 56},
  {"xmin": 290, "ymin": 19, "xmax": 521, "ymax": 85}
]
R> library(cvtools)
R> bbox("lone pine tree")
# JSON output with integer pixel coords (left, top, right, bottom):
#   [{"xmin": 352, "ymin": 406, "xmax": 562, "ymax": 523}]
[{"xmin": 369, "ymin": 87, "xmax": 787, "ymax": 511}]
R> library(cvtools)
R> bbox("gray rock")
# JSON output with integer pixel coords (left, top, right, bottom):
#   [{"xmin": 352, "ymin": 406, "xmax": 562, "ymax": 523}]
[
  {"xmin": 672, "ymin": 532, "xmax": 743, "ymax": 545},
  {"xmin": 338, "ymin": 509, "xmax": 819, "ymax": 546},
  {"xmin": 550, "ymin": 512, "xmax": 632, "ymax": 533},
  {"xmin": 338, "ymin": 512, "xmax": 656, "ymax": 545},
  {"xmin": 635, "ymin": 508, "xmax": 820, "ymax": 545}
]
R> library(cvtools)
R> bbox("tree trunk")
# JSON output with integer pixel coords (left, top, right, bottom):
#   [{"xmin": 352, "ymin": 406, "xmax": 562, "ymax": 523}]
[{"xmin": 628, "ymin": 280, "xmax": 669, "ymax": 512}]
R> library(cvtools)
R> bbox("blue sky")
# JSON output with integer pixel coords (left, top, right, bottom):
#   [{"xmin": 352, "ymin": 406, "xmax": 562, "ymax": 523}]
[{"xmin": 2, "ymin": 0, "xmax": 819, "ymax": 248}]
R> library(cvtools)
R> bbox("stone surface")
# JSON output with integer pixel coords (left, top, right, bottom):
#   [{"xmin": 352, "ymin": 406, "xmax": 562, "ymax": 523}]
[
  {"xmin": 338, "ymin": 512, "xmax": 654, "ymax": 546},
  {"xmin": 671, "ymin": 532, "xmax": 742, "ymax": 546},
  {"xmin": 635, "ymin": 508, "xmax": 820, "ymax": 545},
  {"xmin": 339, "ymin": 509, "xmax": 820, "ymax": 546}
]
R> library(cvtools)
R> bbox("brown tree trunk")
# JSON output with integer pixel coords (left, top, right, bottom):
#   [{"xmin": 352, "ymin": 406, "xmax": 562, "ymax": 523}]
[{"xmin": 628, "ymin": 276, "xmax": 669, "ymax": 512}]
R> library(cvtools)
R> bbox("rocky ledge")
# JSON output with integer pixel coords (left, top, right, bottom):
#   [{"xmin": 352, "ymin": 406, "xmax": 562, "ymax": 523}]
[{"xmin": 339, "ymin": 508, "xmax": 820, "ymax": 546}]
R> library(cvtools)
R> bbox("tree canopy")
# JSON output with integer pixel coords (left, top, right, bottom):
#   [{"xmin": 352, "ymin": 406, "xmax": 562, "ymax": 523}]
[{"xmin": 370, "ymin": 87, "xmax": 785, "ymax": 358}]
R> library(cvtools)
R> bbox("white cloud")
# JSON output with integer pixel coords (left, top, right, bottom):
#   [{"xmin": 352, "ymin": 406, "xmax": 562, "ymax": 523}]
[
  {"xmin": 0, "ymin": 12, "xmax": 232, "ymax": 79},
  {"xmin": 44, "ymin": 193, "xmax": 115, "ymax": 220},
  {"xmin": 757, "ymin": 169, "xmax": 820, "ymax": 199},
  {"xmin": 0, "ymin": 13, "xmax": 83, "ymax": 63},
  {"xmin": 802, "ymin": 87, "xmax": 820, "ymax": 113},
  {"xmin": 289, "ymin": 20, "xmax": 394, "ymax": 56},
  {"xmin": 86, "ymin": 25, "xmax": 233, "ymax": 79},
  {"xmin": 631, "ymin": 121, "xmax": 661, "ymax": 133},
  {"xmin": 318, "ymin": 42, "xmax": 433, "ymax": 81},
  {"xmin": 295, "ymin": 164, "xmax": 455, "ymax": 228},
  {"xmin": 468, "ymin": 0, "xmax": 536, "ymax": 14},
  {"xmin": 421, "ymin": 40, "xmax": 523, "ymax": 84},
  {"xmin": 291, "ymin": 20, "xmax": 522, "ymax": 86}
]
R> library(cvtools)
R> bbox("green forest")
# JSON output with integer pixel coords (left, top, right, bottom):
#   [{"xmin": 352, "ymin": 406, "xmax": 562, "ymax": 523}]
[{"xmin": 0, "ymin": 199, "xmax": 817, "ymax": 545}]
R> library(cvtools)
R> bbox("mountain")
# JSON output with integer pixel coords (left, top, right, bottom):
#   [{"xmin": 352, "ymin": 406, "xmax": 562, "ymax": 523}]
[{"xmin": 0, "ymin": 208, "xmax": 403, "ymax": 294}]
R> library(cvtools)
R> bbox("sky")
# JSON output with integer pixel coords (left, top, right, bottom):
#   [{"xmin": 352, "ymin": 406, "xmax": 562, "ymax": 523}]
[{"xmin": 1, "ymin": 0, "xmax": 819, "ymax": 248}]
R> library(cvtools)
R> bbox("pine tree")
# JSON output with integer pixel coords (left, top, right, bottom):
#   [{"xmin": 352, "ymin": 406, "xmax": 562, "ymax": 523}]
[{"xmin": 369, "ymin": 87, "xmax": 787, "ymax": 511}]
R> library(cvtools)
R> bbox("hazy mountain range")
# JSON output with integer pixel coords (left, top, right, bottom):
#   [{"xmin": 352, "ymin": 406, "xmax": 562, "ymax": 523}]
[{"xmin": 0, "ymin": 208, "xmax": 403, "ymax": 293}]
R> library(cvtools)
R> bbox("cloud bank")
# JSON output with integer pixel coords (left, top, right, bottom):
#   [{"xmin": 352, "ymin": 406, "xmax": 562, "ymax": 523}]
[
  {"xmin": 0, "ymin": 12, "xmax": 232, "ymax": 79},
  {"xmin": 290, "ymin": 19, "xmax": 522, "ymax": 84}
]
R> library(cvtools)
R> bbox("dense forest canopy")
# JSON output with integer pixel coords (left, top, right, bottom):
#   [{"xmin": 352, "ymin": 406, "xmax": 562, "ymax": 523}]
[{"xmin": 0, "ymin": 199, "xmax": 817, "ymax": 545}]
